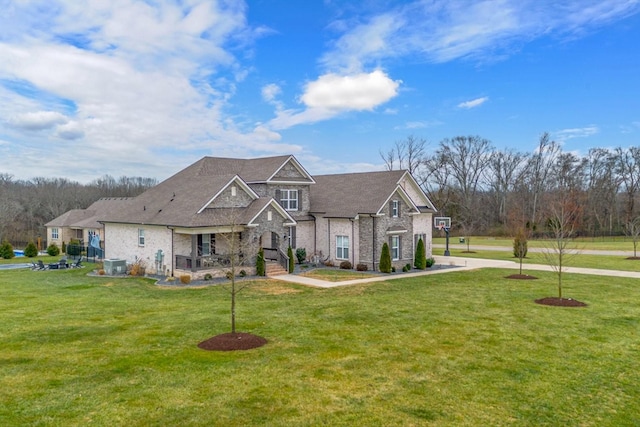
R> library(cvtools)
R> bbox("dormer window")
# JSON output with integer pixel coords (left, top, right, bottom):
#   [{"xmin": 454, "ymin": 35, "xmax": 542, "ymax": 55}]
[{"xmin": 280, "ymin": 189, "xmax": 298, "ymax": 211}]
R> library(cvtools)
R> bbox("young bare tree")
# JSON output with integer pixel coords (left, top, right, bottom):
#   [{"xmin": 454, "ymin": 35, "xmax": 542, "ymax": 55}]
[
  {"xmin": 623, "ymin": 217, "xmax": 640, "ymax": 258},
  {"xmin": 539, "ymin": 191, "xmax": 583, "ymax": 299},
  {"xmin": 513, "ymin": 227, "xmax": 529, "ymax": 275},
  {"xmin": 215, "ymin": 209, "xmax": 257, "ymax": 334}
]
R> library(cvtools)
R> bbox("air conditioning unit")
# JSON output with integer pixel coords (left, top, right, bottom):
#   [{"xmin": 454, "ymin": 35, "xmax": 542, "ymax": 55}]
[{"xmin": 104, "ymin": 259, "xmax": 127, "ymax": 275}]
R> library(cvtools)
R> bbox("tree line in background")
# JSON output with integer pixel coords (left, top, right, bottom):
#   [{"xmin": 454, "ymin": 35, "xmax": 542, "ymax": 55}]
[
  {"xmin": 3, "ymin": 135, "xmax": 640, "ymax": 249},
  {"xmin": 0, "ymin": 174, "xmax": 157, "ymax": 247},
  {"xmin": 382, "ymin": 134, "xmax": 640, "ymax": 239}
]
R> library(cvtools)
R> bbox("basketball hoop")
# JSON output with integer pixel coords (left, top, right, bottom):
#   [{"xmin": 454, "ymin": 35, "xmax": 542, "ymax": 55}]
[
  {"xmin": 434, "ymin": 216, "xmax": 452, "ymax": 256},
  {"xmin": 434, "ymin": 216, "xmax": 451, "ymax": 231}
]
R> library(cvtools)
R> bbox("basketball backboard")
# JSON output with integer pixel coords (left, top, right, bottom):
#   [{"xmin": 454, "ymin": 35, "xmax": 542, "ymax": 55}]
[{"xmin": 434, "ymin": 216, "xmax": 451, "ymax": 230}]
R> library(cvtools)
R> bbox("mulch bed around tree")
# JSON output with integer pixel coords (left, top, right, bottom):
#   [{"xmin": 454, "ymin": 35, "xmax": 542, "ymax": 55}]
[
  {"xmin": 198, "ymin": 332, "xmax": 267, "ymax": 351},
  {"xmin": 505, "ymin": 274, "xmax": 538, "ymax": 280},
  {"xmin": 626, "ymin": 256, "xmax": 640, "ymax": 260},
  {"xmin": 534, "ymin": 297, "xmax": 587, "ymax": 307}
]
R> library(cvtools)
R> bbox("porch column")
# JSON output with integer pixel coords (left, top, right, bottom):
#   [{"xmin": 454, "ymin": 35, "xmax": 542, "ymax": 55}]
[{"xmin": 191, "ymin": 234, "xmax": 198, "ymax": 272}]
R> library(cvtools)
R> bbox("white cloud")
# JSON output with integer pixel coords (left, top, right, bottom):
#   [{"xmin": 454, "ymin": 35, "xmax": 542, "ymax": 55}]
[
  {"xmin": 261, "ymin": 83, "xmax": 281, "ymax": 103},
  {"xmin": 301, "ymin": 70, "xmax": 400, "ymax": 110},
  {"xmin": 394, "ymin": 120, "xmax": 443, "ymax": 130},
  {"xmin": 321, "ymin": 0, "xmax": 640, "ymax": 69},
  {"xmin": 56, "ymin": 121, "xmax": 85, "ymax": 140},
  {"xmin": 9, "ymin": 111, "xmax": 68, "ymax": 130},
  {"xmin": 267, "ymin": 70, "xmax": 400, "ymax": 130},
  {"xmin": 458, "ymin": 97, "xmax": 489, "ymax": 109},
  {"xmin": 0, "ymin": 1, "xmax": 293, "ymax": 180},
  {"xmin": 553, "ymin": 125, "xmax": 599, "ymax": 142}
]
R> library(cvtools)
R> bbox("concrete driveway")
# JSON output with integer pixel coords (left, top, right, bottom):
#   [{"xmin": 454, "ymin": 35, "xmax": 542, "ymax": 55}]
[{"xmin": 274, "ymin": 255, "xmax": 640, "ymax": 288}]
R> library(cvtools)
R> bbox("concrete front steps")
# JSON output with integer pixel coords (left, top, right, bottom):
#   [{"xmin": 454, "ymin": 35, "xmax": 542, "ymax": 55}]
[{"xmin": 265, "ymin": 262, "xmax": 288, "ymax": 277}]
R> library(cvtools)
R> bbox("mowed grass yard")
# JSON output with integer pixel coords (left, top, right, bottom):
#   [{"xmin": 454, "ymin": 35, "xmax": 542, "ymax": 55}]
[
  {"xmin": 433, "ymin": 235, "xmax": 640, "ymax": 251},
  {"xmin": 1, "ymin": 264, "xmax": 639, "ymax": 426}
]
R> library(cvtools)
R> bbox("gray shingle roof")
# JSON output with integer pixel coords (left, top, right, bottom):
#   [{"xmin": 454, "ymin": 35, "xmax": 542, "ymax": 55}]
[
  {"xmin": 310, "ymin": 170, "xmax": 409, "ymax": 217},
  {"xmin": 99, "ymin": 156, "xmax": 303, "ymax": 227},
  {"xmin": 45, "ymin": 198, "xmax": 133, "ymax": 229}
]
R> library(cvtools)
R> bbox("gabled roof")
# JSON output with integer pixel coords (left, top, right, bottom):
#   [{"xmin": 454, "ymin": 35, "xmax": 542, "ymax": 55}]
[
  {"xmin": 178, "ymin": 198, "xmax": 295, "ymax": 228},
  {"xmin": 310, "ymin": 170, "xmax": 436, "ymax": 218},
  {"xmin": 181, "ymin": 155, "xmax": 314, "ymax": 184},
  {"xmin": 99, "ymin": 155, "xmax": 307, "ymax": 227},
  {"xmin": 45, "ymin": 198, "xmax": 133, "ymax": 229},
  {"xmin": 376, "ymin": 185, "xmax": 420, "ymax": 216},
  {"xmin": 197, "ymin": 175, "xmax": 259, "ymax": 214}
]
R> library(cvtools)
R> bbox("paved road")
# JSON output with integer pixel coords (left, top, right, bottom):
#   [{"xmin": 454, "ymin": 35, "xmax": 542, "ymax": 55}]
[{"xmin": 275, "ymin": 255, "xmax": 640, "ymax": 288}]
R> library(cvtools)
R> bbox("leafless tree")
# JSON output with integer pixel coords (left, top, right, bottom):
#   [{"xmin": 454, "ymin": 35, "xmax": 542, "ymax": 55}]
[
  {"xmin": 437, "ymin": 135, "xmax": 494, "ymax": 239},
  {"xmin": 623, "ymin": 217, "xmax": 640, "ymax": 258},
  {"xmin": 615, "ymin": 146, "xmax": 640, "ymax": 223},
  {"xmin": 380, "ymin": 135, "xmax": 427, "ymax": 174},
  {"xmin": 487, "ymin": 148, "xmax": 529, "ymax": 227},
  {"xmin": 215, "ymin": 209, "xmax": 258, "ymax": 334},
  {"xmin": 585, "ymin": 148, "xmax": 620, "ymax": 237},
  {"xmin": 422, "ymin": 151, "xmax": 454, "ymax": 214},
  {"xmin": 525, "ymin": 132, "xmax": 560, "ymax": 229},
  {"xmin": 539, "ymin": 191, "xmax": 583, "ymax": 299}
]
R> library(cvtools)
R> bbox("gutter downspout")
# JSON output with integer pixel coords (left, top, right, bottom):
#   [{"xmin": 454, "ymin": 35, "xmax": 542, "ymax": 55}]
[
  {"xmin": 351, "ymin": 218, "xmax": 355, "ymax": 266},
  {"xmin": 310, "ymin": 213, "xmax": 318, "ymax": 258},
  {"xmin": 167, "ymin": 226, "xmax": 174, "ymax": 277},
  {"xmin": 372, "ymin": 215, "xmax": 376, "ymax": 272},
  {"xmin": 327, "ymin": 218, "xmax": 331, "ymax": 262}
]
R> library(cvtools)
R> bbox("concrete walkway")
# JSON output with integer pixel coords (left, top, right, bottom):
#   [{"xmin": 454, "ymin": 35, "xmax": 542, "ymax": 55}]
[
  {"xmin": 274, "ymin": 255, "xmax": 640, "ymax": 288},
  {"xmin": 433, "ymin": 243, "xmax": 639, "ymax": 257}
]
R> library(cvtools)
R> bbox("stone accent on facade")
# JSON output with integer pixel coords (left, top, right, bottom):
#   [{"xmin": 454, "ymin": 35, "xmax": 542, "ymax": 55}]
[
  {"xmin": 206, "ymin": 181, "xmax": 254, "ymax": 209},
  {"xmin": 272, "ymin": 159, "xmax": 310, "ymax": 181}
]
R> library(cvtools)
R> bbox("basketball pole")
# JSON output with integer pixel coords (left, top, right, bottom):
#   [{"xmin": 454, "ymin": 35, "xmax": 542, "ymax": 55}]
[{"xmin": 444, "ymin": 227, "xmax": 450, "ymax": 256}]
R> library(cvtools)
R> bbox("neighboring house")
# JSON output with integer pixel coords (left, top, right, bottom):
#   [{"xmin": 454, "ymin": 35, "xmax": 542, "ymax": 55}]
[
  {"xmin": 45, "ymin": 197, "xmax": 132, "ymax": 252},
  {"xmin": 94, "ymin": 155, "xmax": 436, "ymax": 278}
]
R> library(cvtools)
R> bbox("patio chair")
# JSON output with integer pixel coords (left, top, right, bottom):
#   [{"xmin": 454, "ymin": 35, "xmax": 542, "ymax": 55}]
[
  {"xmin": 70, "ymin": 257, "xmax": 83, "ymax": 268},
  {"xmin": 30, "ymin": 261, "xmax": 39, "ymax": 270},
  {"xmin": 58, "ymin": 259, "xmax": 69, "ymax": 269},
  {"xmin": 37, "ymin": 260, "xmax": 48, "ymax": 270}
]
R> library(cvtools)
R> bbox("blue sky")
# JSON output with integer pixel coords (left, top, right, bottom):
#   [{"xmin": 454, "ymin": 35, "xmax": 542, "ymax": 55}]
[{"xmin": 1, "ymin": 0, "xmax": 639, "ymax": 182}]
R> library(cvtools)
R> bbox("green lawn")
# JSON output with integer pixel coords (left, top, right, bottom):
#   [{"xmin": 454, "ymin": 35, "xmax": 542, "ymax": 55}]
[
  {"xmin": 1, "ymin": 265, "xmax": 639, "ymax": 426},
  {"xmin": 434, "ymin": 236, "xmax": 640, "ymax": 251}
]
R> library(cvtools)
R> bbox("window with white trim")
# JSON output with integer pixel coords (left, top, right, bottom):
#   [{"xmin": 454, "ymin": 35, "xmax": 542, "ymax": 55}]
[
  {"xmin": 138, "ymin": 229, "xmax": 145, "ymax": 247},
  {"xmin": 392, "ymin": 200, "xmax": 399, "ymax": 217},
  {"xmin": 391, "ymin": 235, "xmax": 400, "ymax": 260},
  {"xmin": 280, "ymin": 189, "xmax": 298, "ymax": 211},
  {"xmin": 51, "ymin": 228, "xmax": 59, "ymax": 239},
  {"xmin": 200, "ymin": 233, "xmax": 212, "ymax": 256},
  {"xmin": 336, "ymin": 235, "xmax": 349, "ymax": 259}
]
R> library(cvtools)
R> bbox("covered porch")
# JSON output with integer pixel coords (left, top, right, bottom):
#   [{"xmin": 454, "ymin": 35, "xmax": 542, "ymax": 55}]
[{"xmin": 171, "ymin": 226, "xmax": 290, "ymax": 279}]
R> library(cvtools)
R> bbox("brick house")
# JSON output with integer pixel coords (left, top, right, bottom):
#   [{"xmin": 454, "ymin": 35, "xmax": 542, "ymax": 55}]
[{"xmin": 87, "ymin": 155, "xmax": 436, "ymax": 278}]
